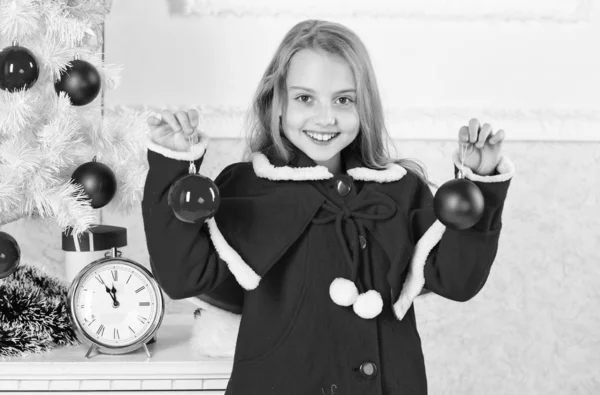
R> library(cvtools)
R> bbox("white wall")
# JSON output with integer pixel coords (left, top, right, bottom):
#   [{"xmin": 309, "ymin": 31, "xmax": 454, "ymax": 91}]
[{"xmin": 105, "ymin": 0, "xmax": 600, "ymax": 141}]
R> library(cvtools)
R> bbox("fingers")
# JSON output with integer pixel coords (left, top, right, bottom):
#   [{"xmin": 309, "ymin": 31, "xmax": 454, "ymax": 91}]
[
  {"xmin": 161, "ymin": 110, "xmax": 181, "ymax": 133},
  {"xmin": 150, "ymin": 110, "xmax": 202, "ymax": 149},
  {"xmin": 175, "ymin": 111, "xmax": 195, "ymax": 136},
  {"xmin": 468, "ymin": 118, "xmax": 480, "ymax": 143},
  {"xmin": 489, "ymin": 129, "xmax": 505, "ymax": 145},
  {"xmin": 458, "ymin": 126, "xmax": 470, "ymax": 145},
  {"xmin": 189, "ymin": 109, "xmax": 200, "ymax": 130},
  {"xmin": 147, "ymin": 115, "xmax": 162, "ymax": 126},
  {"xmin": 477, "ymin": 123, "xmax": 493, "ymax": 148},
  {"xmin": 460, "ymin": 119, "xmax": 506, "ymax": 147}
]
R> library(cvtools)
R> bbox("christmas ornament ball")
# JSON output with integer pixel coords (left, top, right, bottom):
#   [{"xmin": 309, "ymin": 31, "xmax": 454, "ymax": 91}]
[
  {"xmin": 168, "ymin": 174, "xmax": 220, "ymax": 223},
  {"xmin": 0, "ymin": 231, "xmax": 21, "ymax": 279},
  {"xmin": 71, "ymin": 160, "xmax": 117, "ymax": 209},
  {"xmin": 0, "ymin": 44, "xmax": 39, "ymax": 92},
  {"xmin": 55, "ymin": 59, "xmax": 101, "ymax": 106},
  {"xmin": 433, "ymin": 178, "xmax": 484, "ymax": 230}
]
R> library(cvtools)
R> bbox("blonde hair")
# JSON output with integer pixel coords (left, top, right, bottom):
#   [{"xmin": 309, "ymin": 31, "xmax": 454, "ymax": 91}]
[{"xmin": 244, "ymin": 19, "xmax": 433, "ymax": 187}]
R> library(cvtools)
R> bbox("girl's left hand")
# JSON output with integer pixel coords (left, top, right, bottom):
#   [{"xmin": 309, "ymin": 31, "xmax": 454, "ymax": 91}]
[{"xmin": 457, "ymin": 118, "xmax": 506, "ymax": 175}]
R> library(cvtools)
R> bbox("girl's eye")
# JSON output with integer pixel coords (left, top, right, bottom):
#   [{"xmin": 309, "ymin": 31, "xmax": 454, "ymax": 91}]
[
  {"xmin": 296, "ymin": 95, "xmax": 312, "ymax": 103},
  {"xmin": 336, "ymin": 96, "xmax": 354, "ymax": 105}
]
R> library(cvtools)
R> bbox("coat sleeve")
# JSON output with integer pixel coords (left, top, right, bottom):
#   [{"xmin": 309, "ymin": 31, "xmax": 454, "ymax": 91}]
[
  {"xmin": 393, "ymin": 152, "xmax": 515, "ymax": 320},
  {"xmin": 141, "ymin": 137, "xmax": 245, "ymax": 311}
]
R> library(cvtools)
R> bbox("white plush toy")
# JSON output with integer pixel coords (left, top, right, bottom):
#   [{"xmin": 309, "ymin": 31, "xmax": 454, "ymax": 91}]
[{"xmin": 186, "ymin": 297, "xmax": 241, "ymax": 358}]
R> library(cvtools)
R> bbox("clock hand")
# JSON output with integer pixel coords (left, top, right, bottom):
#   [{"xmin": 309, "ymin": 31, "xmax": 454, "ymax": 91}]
[
  {"xmin": 110, "ymin": 283, "xmax": 119, "ymax": 306},
  {"xmin": 105, "ymin": 284, "xmax": 119, "ymax": 307}
]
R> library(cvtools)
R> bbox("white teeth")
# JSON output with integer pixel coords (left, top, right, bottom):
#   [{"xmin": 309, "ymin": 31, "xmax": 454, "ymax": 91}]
[{"xmin": 305, "ymin": 131, "xmax": 338, "ymax": 141}]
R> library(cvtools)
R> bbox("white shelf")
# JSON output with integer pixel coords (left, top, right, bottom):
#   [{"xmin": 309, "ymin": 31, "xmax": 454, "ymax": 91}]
[{"xmin": 0, "ymin": 314, "xmax": 233, "ymax": 393}]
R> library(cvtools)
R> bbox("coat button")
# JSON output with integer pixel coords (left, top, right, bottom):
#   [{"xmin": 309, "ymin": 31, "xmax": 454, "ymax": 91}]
[
  {"xmin": 336, "ymin": 179, "xmax": 351, "ymax": 196},
  {"xmin": 359, "ymin": 235, "xmax": 367, "ymax": 250},
  {"xmin": 359, "ymin": 361, "xmax": 377, "ymax": 379}
]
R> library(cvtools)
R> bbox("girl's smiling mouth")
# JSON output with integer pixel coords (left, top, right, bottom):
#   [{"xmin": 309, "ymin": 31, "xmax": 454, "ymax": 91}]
[{"xmin": 303, "ymin": 130, "xmax": 340, "ymax": 142}]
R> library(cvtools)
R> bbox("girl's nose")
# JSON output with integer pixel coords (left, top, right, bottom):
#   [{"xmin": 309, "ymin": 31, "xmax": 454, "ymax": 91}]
[
  {"xmin": 315, "ymin": 107, "xmax": 336, "ymax": 126},
  {"xmin": 315, "ymin": 116, "xmax": 336, "ymax": 126}
]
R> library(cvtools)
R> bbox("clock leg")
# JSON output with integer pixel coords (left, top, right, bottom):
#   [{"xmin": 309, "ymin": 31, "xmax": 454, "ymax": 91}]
[
  {"xmin": 85, "ymin": 344, "xmax": 97, "ymax": 359},
  {"xmin": 143, "ymin": 343, "xmax": 152, "ymax": 358}
]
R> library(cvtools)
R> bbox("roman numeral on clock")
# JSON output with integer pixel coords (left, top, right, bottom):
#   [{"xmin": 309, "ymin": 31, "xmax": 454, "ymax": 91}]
[
  {"xmin": 139, "ymin": 302, "xmax": 150, "ymax": 306},
  {"xmin": 135, "ymin": 286, "xmax": 145, "ymax": 293},
  {"xmin": 111, "ymin": 270, "xmax": 118, "ymax": 281},
  {"xmin": 95, "ymin": 275, "xmax": 105, "ymax": 285},
  {"xmin": 114, "ymin": 328, "xmax": 119, "ymax": 339},
  {"xmin": 137, "ymin": 315, "xmax": 147, "ymax": 324},
  {"xmin": 97, "ymin": 324, "xmax": 105, "ymax": 336}
]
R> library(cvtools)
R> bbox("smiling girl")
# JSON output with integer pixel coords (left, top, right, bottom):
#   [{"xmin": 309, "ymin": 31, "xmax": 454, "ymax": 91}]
[{"xmin": 143, "ymin": 19, "xmax": 514, "ymax": 395}]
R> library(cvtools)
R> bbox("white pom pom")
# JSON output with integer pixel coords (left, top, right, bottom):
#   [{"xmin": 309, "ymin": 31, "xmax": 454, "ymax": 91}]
[
  {"xmin": 329, "ymin": 278, "xmax": 358, "ymax": 307},
  {"xmin": 353, "ymin": 290, "xmax": 383, "ymax": 319}
]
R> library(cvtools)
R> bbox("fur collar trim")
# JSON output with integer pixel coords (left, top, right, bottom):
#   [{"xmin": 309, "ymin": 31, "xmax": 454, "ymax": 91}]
[
  {"xmin": 251, "ymin": 152, "xmax": 407, "ymax": 183},
  {"xmin": 251, "ymin": 152, "xmax": 333, "ymax": 181}
]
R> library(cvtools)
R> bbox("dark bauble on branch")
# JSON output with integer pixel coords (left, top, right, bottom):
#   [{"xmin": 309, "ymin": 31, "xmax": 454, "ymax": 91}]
[
  {"xmin": 71, "ymin": 159, "xmax": 117, "ymax": 209},
  {"xmin": 433, "ymin": 178, "xmax": 484, "ymax": 230},
  {"xmin": 0, "ymin": 44, "xmax": 39, "ymax": 92},
  {"xmin": 54, "ymin": 59, "xmax": 101, "ymax": 106},
  {"xmin": 0, "ymin": 231, "xmax": 21, "ymax": 279},
  {"xmin": 168, "ymin": 174, "xmax": 220, "ymax": 224}
]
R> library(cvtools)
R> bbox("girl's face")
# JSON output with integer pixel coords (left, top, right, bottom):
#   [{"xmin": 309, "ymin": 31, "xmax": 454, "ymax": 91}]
[{"xmin": 281, "ymin": 49, "xmax": 360, "ymax": 174}]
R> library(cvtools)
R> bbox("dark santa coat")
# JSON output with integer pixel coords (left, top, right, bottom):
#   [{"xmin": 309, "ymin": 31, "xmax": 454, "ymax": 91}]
[{"xmin": 142, "ymin": 137, "xmax": 514, "ymax": 395}]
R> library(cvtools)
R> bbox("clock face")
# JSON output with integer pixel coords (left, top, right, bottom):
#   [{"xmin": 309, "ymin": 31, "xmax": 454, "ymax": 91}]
[{"xmin": 72, "ymin": 260, "xmax": 161, "ymax": 348}]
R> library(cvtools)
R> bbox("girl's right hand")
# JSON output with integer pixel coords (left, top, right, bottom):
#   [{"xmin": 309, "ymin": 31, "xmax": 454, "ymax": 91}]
[{"xmin": 147, "ymin": 109, "xmax": 202, "ymax": 152}]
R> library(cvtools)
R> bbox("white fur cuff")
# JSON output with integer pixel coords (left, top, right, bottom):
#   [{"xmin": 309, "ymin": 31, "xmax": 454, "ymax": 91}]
[
  {"xmin": 452, "ymin": 150, "xmax": 515, "ymax": 183},
  {"xmin": 206, "ymin": 217, "xmax": 261, "ymax": 291},
  {"xmin": 146, "ymin": 136, "xmax": 208, "ymax": 161},
  {"xmin": 393, "ymin": 220, "xmax": 446, "ymax": 320}
]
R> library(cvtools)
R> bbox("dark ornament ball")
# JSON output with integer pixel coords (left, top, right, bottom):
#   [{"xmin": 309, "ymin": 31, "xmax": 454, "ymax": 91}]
[
  {"xmin": 433, "ymin": 178, "xmax": 484, "ymax": 230},
  {"xmin": 54, "ymin": 59, "xmax": 101, "ymax": 106},
  {"xmin": 0, "ymin": 45, "xmax": 39, "ymax": 92},
  {"xmin": 71, "ymin": 160, "xmax": 117, "ymax": 209},
  {"xmin": 0, "ymin": 231, "xmax": 21, "ymax": 279},
  {"xmin": 168, "ymin": 174, "xmax": 220, "ymax": 224}
]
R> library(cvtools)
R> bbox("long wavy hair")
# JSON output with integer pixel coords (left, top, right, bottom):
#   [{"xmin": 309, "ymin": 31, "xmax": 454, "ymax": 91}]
[{"xmin": 244, "ymin": 19, "xmax": 434, "ymax": 187}]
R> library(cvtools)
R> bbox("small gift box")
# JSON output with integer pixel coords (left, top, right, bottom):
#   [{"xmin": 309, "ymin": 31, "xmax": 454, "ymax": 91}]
[{"xmin": 62, "ymin": 224, "xmax": 127, "ymax": 283}]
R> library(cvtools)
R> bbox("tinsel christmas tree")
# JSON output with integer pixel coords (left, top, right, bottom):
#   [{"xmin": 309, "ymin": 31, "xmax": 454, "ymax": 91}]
[{"xmin": 0, "ymin": 0, "xmax": 151, "ymax": 357}]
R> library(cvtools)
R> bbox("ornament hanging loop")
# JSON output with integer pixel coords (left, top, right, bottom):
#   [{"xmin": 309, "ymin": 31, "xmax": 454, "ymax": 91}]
[
  {"xmin": 188, "ymin": 135, "xmax": 196, "ymax": 174},
  {"xmin": 11, "ymin": 39, "xmax": 18, "ymax": 47},
  {"xmin": 458, "ymin": 143, "xmax": 468, "ymax": 179}
]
